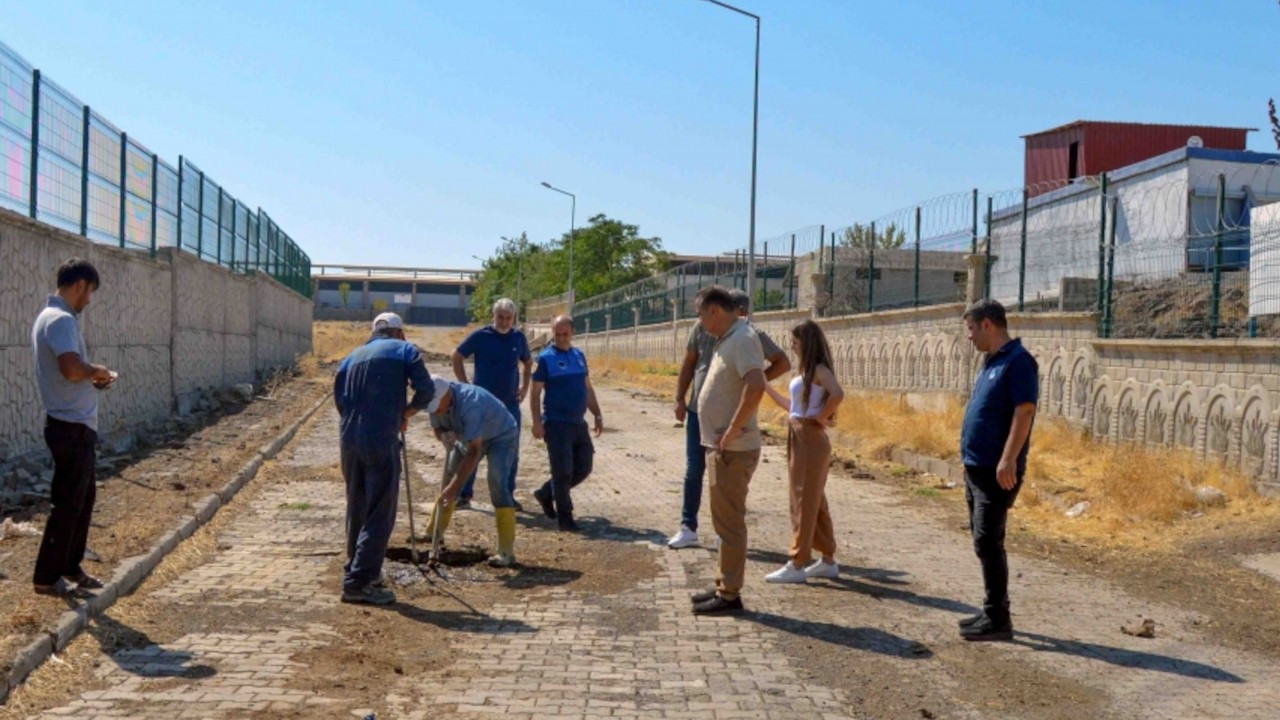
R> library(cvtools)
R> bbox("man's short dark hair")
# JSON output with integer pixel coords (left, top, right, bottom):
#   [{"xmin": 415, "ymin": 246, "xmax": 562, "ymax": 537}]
[
  {"xmin": 56, "ymin": 258, "xmax": 100, "ymax": 290},
  {"xmin": 963, "ymin": 298, "xmax": 1007, "ymax": 328},
  {"xmin": 695, "ymin": 285, "xmax": 735, "ymax": 312},
  {"xmin": 728, "ymin": 288, "xmax": 750, "ymax": 312}
]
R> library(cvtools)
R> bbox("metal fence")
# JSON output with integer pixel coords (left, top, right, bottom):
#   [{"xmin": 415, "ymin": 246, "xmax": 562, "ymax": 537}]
[
  {"xmin": 0, "ymin": 40, "xmax": 311, "ymax": 297},
  {"xmin": 560, "ymin": 154, "xmax": 1280, "ymax": 339}
]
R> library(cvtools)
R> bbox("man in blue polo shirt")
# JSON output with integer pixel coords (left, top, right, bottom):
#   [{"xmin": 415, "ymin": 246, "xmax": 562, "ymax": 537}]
[
  {"xmin": 958, "ymin": 299, "xmax": 1038, "ymax": 641},
  {"xmin": 451, "ymin": 298, "xmax": 531, "ymax": 510},
  {"xmin": 335, "ymin": 312, "xmax": 435, "ymax": 605},
  {"xmin": 530, "ymin": 315, "xmax": 603, "ymax": 532}
]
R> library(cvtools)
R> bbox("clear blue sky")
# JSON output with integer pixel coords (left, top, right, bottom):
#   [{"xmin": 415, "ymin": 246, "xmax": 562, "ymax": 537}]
[{"xmin": 4, "ymin": 1, "xmax": 1278, "ymax": 269}]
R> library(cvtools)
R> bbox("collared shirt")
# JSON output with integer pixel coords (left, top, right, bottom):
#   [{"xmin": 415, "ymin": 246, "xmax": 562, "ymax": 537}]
[
  {"xmin": 533, "ymin": 345, "xmax": 589, "ymax": 424},
  {"xmin": 696, "ymin": 318, "xmax": 766, "ymax": 451},
  {"xmin": 456, "ymin": 325, "xmax": 530, "ymax": 406},
  {"xmin": 335, "ymin": 336, "xmax": 435, "ymax": 449},
  {"xmin": 31, "ymin": 295, "xmax": 97, "ymax": 430},
  {"xmin": 961, "ymin": 338, "xmax": 1039, "ymax": 473},
  {"xmin": 688, "ymin": 321, "xmax": 782, "ymax": 409},
  {"xmin": 434, "ymin": 381, "xmax": 517, "ymax": 445}
]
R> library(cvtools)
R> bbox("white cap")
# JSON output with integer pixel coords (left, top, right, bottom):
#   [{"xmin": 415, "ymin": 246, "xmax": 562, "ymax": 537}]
[
  {"xmin": 372, "ymin": 312, "xmax": 404, "ymax": 332},
  {"xmin": 426, "ymin": 377, "xmax": 451, "ymax": 414}
]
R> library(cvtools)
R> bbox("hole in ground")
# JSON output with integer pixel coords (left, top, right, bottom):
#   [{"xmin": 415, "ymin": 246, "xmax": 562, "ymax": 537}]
[{"xmin": 385, "ymin": 545, "xmax": 489, "ymax": 567}]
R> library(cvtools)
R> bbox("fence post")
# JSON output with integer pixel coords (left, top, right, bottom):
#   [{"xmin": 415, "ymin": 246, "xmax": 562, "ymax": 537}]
[
  {"xmin": 230, "ymin": 201, "xmax": 237, "ymax": 271},
  {"xmin": 827, "ymin": 231, "xmax": 836, "ymax": 313},
  {"xmin": 970, "ymin": 188, "xmax": 978, "ymax": 254},
  {"xmin": 1018, "ymin": 188, "xmax": 1028, "ymax": 311},
  {"xmin": 79, "ymin": 106, "xmax": 90, "ymax": 236},
  {"xmin": 176, "ymin": 157, "xmax": 184, "ymax": 252},
  {"xmin": 1102, "ymin": 196, "xmax": 1118, "ymax": 338},
  {"xmin": 118, "ymin": 132, "xmax": 127, "ymax": 248},
  {"xmin": 913, "ymin": 206, "xmax": 921, "ymax": 308},
  {"xmin": 1095, "ymin": 173, "xmax": 1108, "ymax": 319},
  {"xmin": 196, "ymin": 169, "xmax": 205, "ymax": 258},
  {"xmin": 868, "ymin": 221, "xmax": 876, "ymax": 313},
  {"xmin": 28, "ymin": 69, "xmax": 40, "ymax": 219},
  {"xmin": 216, "ymin": 186, "xmax": 224, "ymax": 265},
  {"xmin": 1211, "ymin": 173, "xmax": 1225, "ymax": 339},
  {"xmin": 149, "ymin": 153, "xmax": 158, "ymax": 257},
  {"xmin": 818, "ymin": 227, "xmax": 825, "ymax": 271},
  {"xmin": 762, "ymin": 241, "xmax": 768, "ymax": 310},
  {"xmin": 789, "ymin": 233, "xmax": 796, "ymax": 310},
  {"xmin": 983, "ymin": 195, "xmax": 993, "ymax": 300}
]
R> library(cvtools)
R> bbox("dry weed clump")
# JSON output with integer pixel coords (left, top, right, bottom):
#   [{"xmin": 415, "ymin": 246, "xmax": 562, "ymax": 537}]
[
  {"xmin": 313, "ymin": 321, "xmax": 372, "ymax": 363},
  {"xmin": 589, "ymin": 358, "xmax": 1277, "ymax": 547}
]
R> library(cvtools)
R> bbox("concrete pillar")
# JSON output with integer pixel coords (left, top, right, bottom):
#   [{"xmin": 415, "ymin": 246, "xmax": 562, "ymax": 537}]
[
  {"xmin": 808, "ymin": 272, "xmax": 829, "ymax": 319},
  {"xmin": 964, "ymin": 254, "xmax": 987, "ymax": 306}
]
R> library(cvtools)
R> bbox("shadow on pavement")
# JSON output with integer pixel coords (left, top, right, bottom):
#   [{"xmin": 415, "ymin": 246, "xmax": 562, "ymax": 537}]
[
  {"xmin": 87, "ymin": 613, "xmax": 217, "ymax": 679},
  {"xmin": 745, "ymin": 611, "xmax": 934, "ymax": 659},
  {"xmin": 1012, "ymin": 631, "xmax": 1245, "ymax": 683},
  {"xmin": 388, "ymin": 604, "xmax": 536, "ymax": 635},
  {"xmin": 747, "ymin": 548, "xmax": 977, "ymax": 616}
]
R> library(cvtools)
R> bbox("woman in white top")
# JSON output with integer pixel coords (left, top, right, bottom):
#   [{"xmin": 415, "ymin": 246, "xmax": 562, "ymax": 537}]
[{"xmin": 761, "ymin": 320, "xmax": 845, "ymax": 584}]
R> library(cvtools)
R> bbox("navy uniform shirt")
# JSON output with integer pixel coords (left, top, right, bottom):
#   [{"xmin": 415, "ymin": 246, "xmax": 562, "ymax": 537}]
[
  {"xmin": 335, "ymin": 336, "xmax": 435, "ymax": 450},
  {"xmin": 961, "ymin": 338, "xmax": 1039, "ymax": 474},
  {"xmin": 533, "ymin": 345, "xmax": 589, "ymax": 424},
  {"xmin": 455, "ymin": 326, "xmax": 530, "ymax": 408}
]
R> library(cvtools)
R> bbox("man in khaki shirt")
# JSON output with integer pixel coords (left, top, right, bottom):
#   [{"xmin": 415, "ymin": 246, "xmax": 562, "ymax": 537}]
[{"xmin": 690, "ymin": 285, "xmax": 767, "ymax": 614}]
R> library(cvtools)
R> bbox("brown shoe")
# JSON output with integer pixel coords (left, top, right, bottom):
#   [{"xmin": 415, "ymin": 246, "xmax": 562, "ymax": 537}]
[
  {"xmin": 66, "ymin": 572, "xmax": 105, "ymax": 589},
  {"xmin": 34, "ymin": 578, "xmax": 93, "ymax": 599}
]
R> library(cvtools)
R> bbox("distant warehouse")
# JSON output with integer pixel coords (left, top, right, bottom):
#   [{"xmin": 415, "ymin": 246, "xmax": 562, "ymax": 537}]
[{"xmin": 311, "ymin": 264, "xmax": 478, "ymax": 326}]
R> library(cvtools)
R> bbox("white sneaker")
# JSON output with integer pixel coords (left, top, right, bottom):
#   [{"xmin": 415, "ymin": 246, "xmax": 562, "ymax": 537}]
[
  {"xmin": 765, "ymin": 561, "xmax": 808, "ymax": 584},
  {"xmin": 804, "ymin": 559, "xmax": 840, "ymax": 579},
  {"xmin": 667, "ymin": 525, "xmax": 698, "ymax": 549}
]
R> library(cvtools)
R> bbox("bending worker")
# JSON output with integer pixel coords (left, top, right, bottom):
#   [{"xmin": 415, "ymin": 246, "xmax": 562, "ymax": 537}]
[{"xmin": 425, "ymin": 377, "xmax": 521, "ymax": 567}]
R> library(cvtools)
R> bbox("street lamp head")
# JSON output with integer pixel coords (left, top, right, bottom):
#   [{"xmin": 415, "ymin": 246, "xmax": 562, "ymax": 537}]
[{"xmin": 540, "ymin": 181, "xmax": 552, "ymax": 188}]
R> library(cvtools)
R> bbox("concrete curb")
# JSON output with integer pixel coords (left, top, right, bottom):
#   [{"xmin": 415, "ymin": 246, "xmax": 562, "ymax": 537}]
[
  {"xmin": 889, "ymin": 447, "xmax": 966, "ymax": 485},
  {"xmin": 1, "ymin": 391, "xmax": 333, "ymax": 705}
]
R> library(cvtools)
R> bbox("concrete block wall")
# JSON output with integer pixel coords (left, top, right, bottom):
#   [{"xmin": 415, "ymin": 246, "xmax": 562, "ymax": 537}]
[
  {"xmin": 569, "ymin": 300, "xmax": 1280, "ymax": 489},
  {"xmin": 0, "ymin": 208, "xmax": 312, "ymax": 460}
]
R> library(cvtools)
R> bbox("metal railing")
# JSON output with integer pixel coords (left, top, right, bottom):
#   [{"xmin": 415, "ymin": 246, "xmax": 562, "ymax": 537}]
[{"xmin": 0, "ymin": 40, "xmax": 312, "ymax": 298}]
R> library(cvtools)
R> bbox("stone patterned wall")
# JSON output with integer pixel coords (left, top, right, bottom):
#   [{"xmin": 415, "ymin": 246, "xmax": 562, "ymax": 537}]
[
  {"xmin": 568, "ymin": 303, "xmax": 1280, "ymax": 489},
  {"xmin": 0, "ymin": 208, "xmax": 312, "ymax": 460}
]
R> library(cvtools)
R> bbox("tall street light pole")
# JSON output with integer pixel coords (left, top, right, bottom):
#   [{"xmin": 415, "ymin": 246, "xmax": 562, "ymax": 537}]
[
  {"xmin": 500, "ymin": 235, "xmax": 528, "ymax": 327},
  {"xmin": 541, "ymin": 181, "xmax": 576, "ymax": 315},
  {"xmin": 701, "ymin": 0, "xmax": 760, "ymax": 320}
]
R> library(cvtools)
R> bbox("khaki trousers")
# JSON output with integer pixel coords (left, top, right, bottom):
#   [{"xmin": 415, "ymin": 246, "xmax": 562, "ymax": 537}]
[
  {"xmin": 707, "ymin": 447, "xmax": 760, "ymax": 601},
  {"xmin": 788, "ymin": 422, "xmax": 836, "ymax": 567}
]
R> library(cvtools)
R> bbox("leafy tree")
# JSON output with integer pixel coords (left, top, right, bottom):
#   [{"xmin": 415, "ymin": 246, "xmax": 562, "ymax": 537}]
[
  {"xmin": 338, "ymin": 282, "xmax": 351, "ymax": 308},
  {"xmin": 469, "ymin": 216, "xmax": 670, "ymax": 321},
  {"xmin": 841, "ymin": 222, "xmax": 907, "ymax": 250}
]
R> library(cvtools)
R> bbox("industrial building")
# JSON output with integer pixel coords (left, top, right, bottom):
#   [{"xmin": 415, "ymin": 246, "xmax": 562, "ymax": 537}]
[{"xmin": 311, "ymin": 265, "xmax": 477, "ymax": 325}]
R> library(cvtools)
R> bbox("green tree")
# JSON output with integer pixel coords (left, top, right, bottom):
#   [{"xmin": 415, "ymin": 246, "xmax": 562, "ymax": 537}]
[
  {"xmin": 337, "ymin": 281, "xmax": 351, "ymax": 308},
  {"xmin": 469, "ymin": 216, "xmax": 669, "ymax": 321},
  {"xmin": 841, "ymin": 222, "xmax": 907, "ymax": 250}
]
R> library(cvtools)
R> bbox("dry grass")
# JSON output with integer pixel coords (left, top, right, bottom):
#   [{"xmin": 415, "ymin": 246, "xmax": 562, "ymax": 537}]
[
  {"xmin": 313, "ymin": 321, "xmax": 372, "ymax": 363},
  {"xmin": 591, "ymin": 359, "xmax": 1280, "ymax": 550}
]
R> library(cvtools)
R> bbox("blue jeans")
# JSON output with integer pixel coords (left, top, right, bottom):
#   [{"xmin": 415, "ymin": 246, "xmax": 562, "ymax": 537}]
[
  {"xmin": 341, "ymin": 441, "xmax": 401, "ymax": 593},
  {"xmin": 460, "ymin": 400, "xmax": 521, "ymax": 501},
  {"xmin": 680, "ymin": 410, "xmax": 707, "ymax": 531},
  {"xmin": 538, "ymin": 420, "xmax": 594, "ymax": 517},
  {"xmin": 480, "ymin": 429, "xmax": 519, "ymax": 508}
]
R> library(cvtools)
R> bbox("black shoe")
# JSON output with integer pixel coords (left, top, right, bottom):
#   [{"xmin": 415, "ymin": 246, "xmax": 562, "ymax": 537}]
[
  {"xmin": 533, "ymin": 487, "xmax": 557, "ymax": 519},
  {"xmin": 692, "ymin": 594, "xmax": 744, "ymax": 615},
  {"xmin": 513, "ymin": 500, "xmax": 525, "ymax": 513},
  {"xmin": 558, "ymin": 516, "xmax": 581, "ymax": 533},
  {"xmin": 690, "ymin": 588, "xmax": 718, "ymax": 604},
  {"xmin": 957, "ymin": 612, "xmax": 985, "ymax": 628},
  {"xmin": 960, "ymin": 615, "xmax": 1012, "ymax": 641},
  {"xmin": 455, "ymin": 497, "xmax": 472, "ymax": 509}
]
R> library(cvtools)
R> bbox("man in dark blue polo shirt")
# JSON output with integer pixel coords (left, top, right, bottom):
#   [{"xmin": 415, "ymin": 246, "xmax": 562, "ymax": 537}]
[
  {"xmin": 958, "ymin": 299, "xmax": 1038, "ymax": 641},
  {"xmin": 530, "ymin": 315, "xmax": 603, "ymax": 532},
  {"xmin": 451, "ymin": 298, "xmax": 531, "ymax": 510},
  {"xmin": 335, "ymin": 312, "xmax": 435, "ymax": 605}
]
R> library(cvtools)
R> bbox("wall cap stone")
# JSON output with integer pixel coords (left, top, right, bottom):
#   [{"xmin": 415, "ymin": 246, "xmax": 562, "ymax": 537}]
[{"xmin": 1092, "ymin": 339, "xmax": 1280, "ymax": 356}]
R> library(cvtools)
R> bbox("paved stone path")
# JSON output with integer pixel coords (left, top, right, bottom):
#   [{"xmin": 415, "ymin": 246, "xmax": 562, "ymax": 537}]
[{"xmin": 26, "ymin": 380, "xmax": 1280, "ymax": 719}]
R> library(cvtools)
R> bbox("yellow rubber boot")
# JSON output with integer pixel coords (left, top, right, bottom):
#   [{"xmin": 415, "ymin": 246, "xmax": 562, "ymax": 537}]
[
  {"xmin": 488, "ymin": 507, "xmax": 517, "ymax": 567},
  {"xmin": 424, "ymin": 500, "xmax": 455, "ymax": 541}
]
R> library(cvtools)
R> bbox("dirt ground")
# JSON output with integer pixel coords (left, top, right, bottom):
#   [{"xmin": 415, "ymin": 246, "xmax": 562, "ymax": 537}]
[{"xmin": 0, "ymin": 371, "xmax": 331, "ymax": 666}]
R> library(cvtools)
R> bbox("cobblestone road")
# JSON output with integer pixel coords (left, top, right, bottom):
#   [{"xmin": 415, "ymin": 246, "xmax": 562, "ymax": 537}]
[{"xmin": 24, "ymin": 379, "xmax": 1280, "ymax": 719}]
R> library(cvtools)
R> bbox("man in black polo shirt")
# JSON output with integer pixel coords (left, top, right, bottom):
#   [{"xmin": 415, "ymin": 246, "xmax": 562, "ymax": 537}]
[{"xmin": 958, "ymin": 299, "xmax": 1038, "ymax": 642}]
